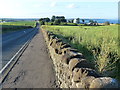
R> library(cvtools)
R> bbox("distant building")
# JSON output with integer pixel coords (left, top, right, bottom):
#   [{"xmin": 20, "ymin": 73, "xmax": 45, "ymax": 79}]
[
  {"xmin": 73, "ymin": 19, "xmax": 77, "ymax": 23},
  {"xmin": 73, "ymin": 18, "xmax": 80, "ymax": 24},
  {"xmin": 86, "ymin": 22, "xmax": 99, "ymax": 26}
]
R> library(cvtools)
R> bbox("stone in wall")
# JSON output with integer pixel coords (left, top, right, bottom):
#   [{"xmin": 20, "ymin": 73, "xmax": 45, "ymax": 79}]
[
  {"xmin": 89, "ymin": 77, "xmax": 119, "ymax": 88},
  {"xmin": 69, "ymin": 58, "xmax": 80, "ymax": 71},
  {"xmin": 41, "ymin": 30, "xmax": 120, "ymax": 89}
]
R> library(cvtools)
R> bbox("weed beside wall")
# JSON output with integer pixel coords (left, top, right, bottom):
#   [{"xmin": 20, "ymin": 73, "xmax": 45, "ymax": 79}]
[
  {"xmin": 42, "ymin": 25, "xmax": 119, "ymax": 81},
  {"xmin": 41, "ymin": 29, "xmax": 119, "ymax": 89}
]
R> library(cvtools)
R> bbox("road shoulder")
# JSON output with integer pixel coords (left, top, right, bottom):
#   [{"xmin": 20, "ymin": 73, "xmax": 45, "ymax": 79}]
[{"xmin": 2, "ymin": 30, "xmax": 57, "ymax": 88}]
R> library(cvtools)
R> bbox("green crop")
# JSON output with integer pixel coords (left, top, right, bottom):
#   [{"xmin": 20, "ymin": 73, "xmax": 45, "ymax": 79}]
[{"xmin": 42, "ymin": 25, "xmax": 120, "ymax": 81}]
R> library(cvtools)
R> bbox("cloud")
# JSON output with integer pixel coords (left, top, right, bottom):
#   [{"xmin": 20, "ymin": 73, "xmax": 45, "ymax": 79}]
[
  {"xmin": 67, "ymin": 3, "xmax": 76, "ymax": 8},
  {"xmin": 50, "ymin": 2, "xmax": 57, "ymax": 7}
]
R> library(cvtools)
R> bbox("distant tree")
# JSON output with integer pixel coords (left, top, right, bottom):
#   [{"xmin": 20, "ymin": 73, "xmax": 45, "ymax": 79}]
[
  {"xmin": 1, "ymin": 19, "xmax": 3, "ymax": 22},
  {"xmin": 60, "ymin": 18, "xmax": 67, "ymax": 22},
  {"xmin": 104, "ymin": 21, "xmax": 110, "ymax": 25},
  {"xmin": 71, "ymin": 19, "xmax": 74, "ymax": 23},
  {"xmin": 46, "ymin": 17, "xmax": 50, "ymax": 22},
  {"xmin": 1, "ymin": 19, "xmax": 5, "ymax": 22},
  {"xmin": 51, "ymin": 15, "xmax": 56, "ymax": 22},
  {"xmin": 39, "ymin": 17, "xmax": 50, "ymax": 25},
  {"xmin": 56, "ymin": 16, "xmax": 65, "ymax": 19},
  {"xmin": 68, "ymin": 19, "xmax": 74, "ymax": 23},
  {"xmin": 55, "ymin": 16, "xmax": 66, "ymax": 23},
  {"xmin": 76, "ymin": 18, "xmax": 80, "ymax": 24},
  {"xmin": 89, "ymin": 20, "xmax": 94, "ymax": 25},
  {"xmin": 54, "ymin": 19, "xmax": 61, "ymax": 25},
  {"xmin": 39, "ymin": 18, "xmax": 44, "ymax": 22},
  {"xmin": 89, "ymin": 20, "xmax": 94, "ymax": 23},
  {"xmin": 40, "ymin": 21, "xmax": 45, "ymax": 25},
  {"xmin": 51, "ymin": 22, "xmax": 53, "ymax": 25},
  {"xmin": 94, "ymin": 21, "xmax": 98, "ymax": 25},
  {"xmin": 82, "ymin": 19, "xmax": 85, "ymax": 24},
  {"xmin": 51, "ymin": 19, "xmax": 54, "ymax": 22},
  {"xmin": 46, "ymin": 17, "xmax": 50, "ymax": 25},
  {"xmin": 68, "ymin": 20, "xmax": 71, "ymax": 23}
]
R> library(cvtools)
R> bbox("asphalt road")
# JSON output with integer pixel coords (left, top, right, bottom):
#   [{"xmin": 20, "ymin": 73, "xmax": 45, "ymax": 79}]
[
  {"xmin": 2, "ymin": 28, "xmax": 57, "ymax": 88},
  {"xmin": 1, "ymin": 25, "xmax": 39, "ymax": 69}
]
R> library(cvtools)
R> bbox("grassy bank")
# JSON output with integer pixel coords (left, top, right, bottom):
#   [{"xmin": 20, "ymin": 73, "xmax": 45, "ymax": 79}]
[
  {"xmin": 42, "ymin": 25, "xmax": 120, "ymax": 81},
  {"xmin": 0, "ymin": 21, "xmax": 36, "ymax": 27},
  {"xmin": 1, "ymin": 21, "xmax": 36, "ymax": 33}
]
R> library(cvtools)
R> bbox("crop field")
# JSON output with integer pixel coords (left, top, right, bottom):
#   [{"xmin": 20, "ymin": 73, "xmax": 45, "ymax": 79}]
[
  {"xmin": 0, "ymin": 21, "xmax": 36, "ymax": 27},
  {"xmin": 42, "ymin": 25, "xmax": 120, "ymax": 81},
  {"xmin": 0, "ymin": 21, "xmax": 36, "ymax": 33}
]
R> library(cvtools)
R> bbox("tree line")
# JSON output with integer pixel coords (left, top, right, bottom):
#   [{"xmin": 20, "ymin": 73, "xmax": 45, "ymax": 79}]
[
  {"xmin": 39, "ymin": 15, "xmax": 111, "ymax": 26},
  {"xmin": 39, "ymin": 15, "xmax": 67, "ymax": 25}
]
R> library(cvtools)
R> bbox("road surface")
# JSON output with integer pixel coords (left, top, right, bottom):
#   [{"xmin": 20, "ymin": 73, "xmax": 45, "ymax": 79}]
[
  {"xmin": 2, "ymin": 28, "xmax": 57, "ymax": 88},
  {"xmin": 1, "ymin": 27, "xmax": 38, "ymax": 69}
]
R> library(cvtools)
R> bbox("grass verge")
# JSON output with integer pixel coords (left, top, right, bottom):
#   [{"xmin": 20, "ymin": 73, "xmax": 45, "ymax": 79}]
[
  {"xmin": 1, "ymin": 21, "xmax": 36, "ymax": 33},
  {"xmin": 42, "ymin": 25, "xmax": 120, "ymax": 81}
]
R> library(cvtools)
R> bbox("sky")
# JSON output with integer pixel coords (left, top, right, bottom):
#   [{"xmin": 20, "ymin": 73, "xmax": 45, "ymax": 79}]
[{"xmin": 0, "ymin": 0, "xmax": 119, "ymax": 19}]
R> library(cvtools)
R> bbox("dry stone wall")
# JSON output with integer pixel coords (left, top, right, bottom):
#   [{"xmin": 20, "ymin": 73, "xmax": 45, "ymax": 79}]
[{"xmin": 41, "ymin": 29, "xmax": 119, "ymax": 89}]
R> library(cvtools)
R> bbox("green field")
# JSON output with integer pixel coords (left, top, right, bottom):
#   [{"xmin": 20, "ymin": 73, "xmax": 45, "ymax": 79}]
[
  {"xmin": 1, "ymin": 21, "xmax": 36, "ymax": 33},
  {"xmin": 0, "ymin": 21, "xmax": 36, "ymax": 27},
  {"xmin": 42, "ymin": 25, "xmax": 120, "ymax": 80}
]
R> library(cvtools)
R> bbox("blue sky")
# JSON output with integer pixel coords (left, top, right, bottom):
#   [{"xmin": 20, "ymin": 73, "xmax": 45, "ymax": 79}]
[{"xmin": 0, "ymin": 0, "xmax": 119, "ymax": 19}]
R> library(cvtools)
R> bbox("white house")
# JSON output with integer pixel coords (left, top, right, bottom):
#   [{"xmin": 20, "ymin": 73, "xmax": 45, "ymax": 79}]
[
  {"xmin": 73, "ymin": 18, "xmax": 80, "ymax": 24},
  {"xmin": 73, "ymin": 19, "xmax": 77, "ymax": 23}
]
